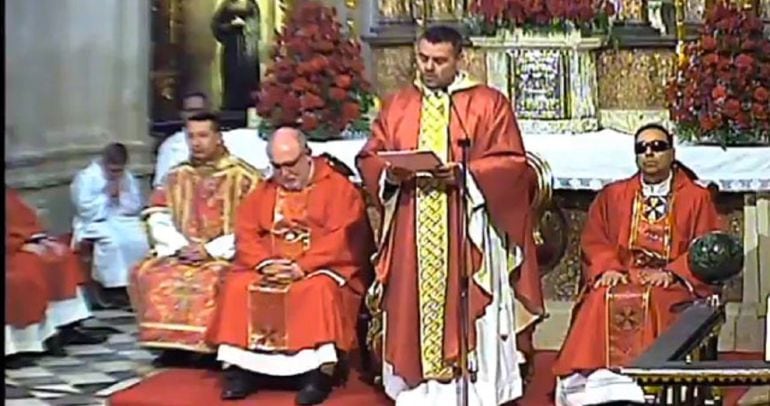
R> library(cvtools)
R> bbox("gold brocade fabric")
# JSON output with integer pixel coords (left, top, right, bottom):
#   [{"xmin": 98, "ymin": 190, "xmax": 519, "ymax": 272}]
[
  {"xmin": 132, "ymin": 153, "xmax": 261, "ymax": 352},
  {"xmin": 415, "ymin": 90, "xmax": 453, "ymax": 379}
]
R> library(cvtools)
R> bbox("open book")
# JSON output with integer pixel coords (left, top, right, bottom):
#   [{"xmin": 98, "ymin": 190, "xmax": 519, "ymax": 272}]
[{"xmin": 377, "ymin": 150, "xmax": 443, "ymax": 172}]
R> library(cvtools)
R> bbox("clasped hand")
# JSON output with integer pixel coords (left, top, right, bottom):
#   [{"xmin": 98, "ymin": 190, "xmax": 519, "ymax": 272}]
[
  {"xmin": 385, "ymin": 162, "xmax": 460, "ymax": 187},
  {"xmin": 593, "ymin": 269, "xmax": 674, "ymax": 289},
  {"xmin": 259, "ymin": 261, "xmax": 304, "ymax": 285},
  {"xmin": 177, "ymin": 244, "xmax": 208, "ymax": 265}
]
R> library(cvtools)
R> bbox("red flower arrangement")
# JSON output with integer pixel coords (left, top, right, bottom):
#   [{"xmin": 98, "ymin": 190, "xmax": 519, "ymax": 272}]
[
  {"xmin": 255, "ymin": 1, "xmax": 374, "ymax": 140},
  {"xmin": 469, "ymin": 0, "xmax": 615, "ymax": 34},
  {"xmin": 667, "ymin": 3, "xmax": 770, "ymax": 145}
]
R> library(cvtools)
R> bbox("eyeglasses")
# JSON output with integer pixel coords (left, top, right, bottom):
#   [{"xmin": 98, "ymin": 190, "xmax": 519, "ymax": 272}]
[
  {"xmin": 271, "ymin": 154, "xmax": 304, "ymax": 170},
  {"xmin": 635, "ymin": 140, "xmax": 671, "ymax": 154}
]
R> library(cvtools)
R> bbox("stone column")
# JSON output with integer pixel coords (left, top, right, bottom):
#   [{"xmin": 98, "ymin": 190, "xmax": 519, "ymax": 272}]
[{"xmin": 4, "ymin": 0, "xmax": 153, "ymax": 233}]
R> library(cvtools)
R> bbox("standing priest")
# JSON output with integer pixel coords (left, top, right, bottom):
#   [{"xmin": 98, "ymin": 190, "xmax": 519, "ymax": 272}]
[{"xmin": 356, "ymin": 25, "xmax": 543, "ymax": 405}]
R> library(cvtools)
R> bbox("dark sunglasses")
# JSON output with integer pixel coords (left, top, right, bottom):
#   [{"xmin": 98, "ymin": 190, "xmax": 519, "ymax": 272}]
[{"xmin": 635, "ymin": 140, "xmax": 671, "ymax": 154}]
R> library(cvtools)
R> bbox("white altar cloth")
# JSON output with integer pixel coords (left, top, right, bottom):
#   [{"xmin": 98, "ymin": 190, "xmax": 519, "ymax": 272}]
[{"xmin": 223, "ymin": 128, "xmax": 770, "ymax": 192}]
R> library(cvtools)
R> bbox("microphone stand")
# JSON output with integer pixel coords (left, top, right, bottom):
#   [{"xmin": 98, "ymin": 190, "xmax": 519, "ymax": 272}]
[{"xmin": 445, "ymin": 88, "xmax": 475, "ymax": 406}]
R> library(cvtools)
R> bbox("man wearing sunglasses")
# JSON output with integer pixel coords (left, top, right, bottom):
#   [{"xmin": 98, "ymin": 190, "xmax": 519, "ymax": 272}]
[
  {"xmin": 553, "ymin": 123, "xmax": 723, "ymax": 405},
  {"xmin": 208, "ymin": 127, "xmax": 375, "ymax": 404}
]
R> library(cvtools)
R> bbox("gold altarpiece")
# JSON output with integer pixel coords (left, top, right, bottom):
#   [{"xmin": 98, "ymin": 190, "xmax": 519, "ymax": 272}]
[
  {"xmin": 364, "ymin": 0, "xmax": 767, "ymax": 352},
  {"xmin": 150, "ymin": 0, "xmax": 287, "ymax": 120}
]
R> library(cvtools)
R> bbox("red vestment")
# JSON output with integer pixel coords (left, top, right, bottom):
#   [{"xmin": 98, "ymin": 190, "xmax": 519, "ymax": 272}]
[
  {"xmin": 5, "ymin": 189, "xmax": 85, "ymax": 327},
  {"xmin": 207, "ymin": 157, "xmax": 375, "ymax": 353},
  {"xmin": 129, "ymin": 154, "xmax": 261, "ymax": 352},
  {"xmin": 356, "ymin": 84, "xmax": 542, "ymax": 386},
  {"xmin": 553, "ymin": 170, "xmax": 723, "ymax": 377}
]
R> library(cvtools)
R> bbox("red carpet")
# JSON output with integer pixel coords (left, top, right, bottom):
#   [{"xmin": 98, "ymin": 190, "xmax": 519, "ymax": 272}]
[
  {"xmin": 109, "ymin": 351, "xmax": 761, "ymax": 405},
  {"xmin": 109, "ymin": 369, "xmax": 392, "ymax": 406}
]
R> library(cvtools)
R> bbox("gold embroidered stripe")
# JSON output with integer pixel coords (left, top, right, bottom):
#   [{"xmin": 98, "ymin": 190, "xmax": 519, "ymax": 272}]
[{"xmin": 416, "ymin": 91, "xmax": 453, "ymax": 379}]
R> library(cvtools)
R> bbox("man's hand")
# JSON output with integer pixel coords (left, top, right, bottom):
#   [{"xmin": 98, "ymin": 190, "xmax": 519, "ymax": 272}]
[
  {"xmin": 640, "ymin": 269, "xmax": 675, "ymax": 288},
  {"xmin": 593, "ymin": 270, "xmax": 628, "ymax": 289},
  {"xmin": 430, "ymin": 163, "xmax": 460, "ymax": 187},
  {"xmin": 260, "ymin": 261, "xmax": 304, "ymax": 284},
  {"xmin": 177, "ymin": 244, "xmax": 208, "ymax": 265},
  {"xmin": 107, "ymin": 181, "xmax": 121, "ymax": 199},
  {"xmin": 385, "ymin": 165, "xmax": 414, "ymax": 185},
  {"xmin": 21, "ymin": 243, "xmax": 47, "ymax": 256}
]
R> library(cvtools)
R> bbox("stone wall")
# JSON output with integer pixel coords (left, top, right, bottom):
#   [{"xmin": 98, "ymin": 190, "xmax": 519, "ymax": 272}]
[{"xmin": 5, "ymin": 0, "xmax": 154, "ymax": 233}]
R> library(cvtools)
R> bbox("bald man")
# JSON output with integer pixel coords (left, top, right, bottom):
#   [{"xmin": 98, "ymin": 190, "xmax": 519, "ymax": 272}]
[{"xmin": 207, "ymin": 127, "xmax": 375, "ymax": 404}]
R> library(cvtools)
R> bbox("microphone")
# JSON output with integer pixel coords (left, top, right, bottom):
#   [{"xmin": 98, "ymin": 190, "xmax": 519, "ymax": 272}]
[{"xmin": 441, "ymin": 86, "xmax": 472, "ymax": 153}]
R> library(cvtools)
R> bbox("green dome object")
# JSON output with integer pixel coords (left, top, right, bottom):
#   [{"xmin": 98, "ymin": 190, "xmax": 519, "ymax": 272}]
[{"xmin": 688, "ymin": 232, "xmax": 744, "ymax": 285}]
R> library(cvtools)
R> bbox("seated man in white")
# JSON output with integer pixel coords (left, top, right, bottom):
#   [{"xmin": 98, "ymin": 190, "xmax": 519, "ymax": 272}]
[{"xmin": 71, "ymin": 143, "xmax": 149, "ymax": 305}]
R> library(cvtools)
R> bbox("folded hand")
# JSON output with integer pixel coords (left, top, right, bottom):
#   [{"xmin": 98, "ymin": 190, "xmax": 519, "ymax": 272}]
[
  {"xmin": 260, "ymin": 262, "xmax": 304, "ymax": 284},
  {"xmin": 178, "ymin": 244, "xmax": 208, "ymax": 264}
]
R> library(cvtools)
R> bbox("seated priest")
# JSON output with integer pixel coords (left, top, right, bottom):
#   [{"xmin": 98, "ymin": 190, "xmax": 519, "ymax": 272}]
[
  {"xmin": 553, "ymin": 123, "xmax": 724, "ymax": 406},
  {"xmin": 129, "ymin": 112, "xmax": 262, "ymax": 367},
  {"xmin": 5, "ymin": 188, "xmax": 105, "ymax": 363},
  {"xmin": 207, "ymin": 127, "xmax": 375, "ymax": 405},
  {"xmin": 70, "ymin": 142, "xmax": 149, "ymax": 303}
]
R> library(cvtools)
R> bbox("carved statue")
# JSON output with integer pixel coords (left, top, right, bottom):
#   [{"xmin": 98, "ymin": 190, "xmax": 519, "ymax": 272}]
[{"xmin": 211, "ymin": 0, "xmax": 261, "ymax": 111}]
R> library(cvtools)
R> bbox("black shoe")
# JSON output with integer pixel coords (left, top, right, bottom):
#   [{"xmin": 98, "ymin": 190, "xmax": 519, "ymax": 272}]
[
  {"xmin": 152, "ymin": 349, "xmax": 192, "ymax": 368},
  {"xmin": 193, "ymin": 353, "xmax": 221, "ymax": 370},
  {"xmin": 221, "ymin": 367, "xmax": 257, "ymax": 400},
  {"xmin": 43, "ymin": 334, "xmax": 67, "ymax": 357},
  {"xmin": 60, "ymin": 326, "xmax": 107, "ymax": 345},
  {"xmin": 6, "ymin": 354, "xmax": 36, "ymax": 369},
  {"xmin": 295, "ymin": 369, "xmax": 333, "ymax": 405}
]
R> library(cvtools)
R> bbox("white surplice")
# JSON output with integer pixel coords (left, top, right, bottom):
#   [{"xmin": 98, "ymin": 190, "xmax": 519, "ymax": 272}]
[
  {"xmin": 378, "ymin": 172, "xmax": 526, "ymax": 406},
  {"xmin": 71, "ymin": 161, "xmax": 149, "ymax": 288}
]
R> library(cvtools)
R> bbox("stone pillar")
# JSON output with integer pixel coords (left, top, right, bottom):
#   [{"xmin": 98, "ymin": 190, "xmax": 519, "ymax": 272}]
[{"xmin": 4, "ymin": 0, "xmax": 153, "ymax": 233}]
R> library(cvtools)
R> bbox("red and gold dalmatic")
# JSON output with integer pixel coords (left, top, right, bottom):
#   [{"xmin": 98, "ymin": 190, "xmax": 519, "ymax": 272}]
[
  {"xmin": 206, "ymin": 157, "xmax": 374, "ymax": 355},
  {"xmin": 129, "ymin": 153, "xmax": 261, "ymax": 353},
  {"xmin": 553, "ymin": 169, "xmax": 723, "ymax": 376}
]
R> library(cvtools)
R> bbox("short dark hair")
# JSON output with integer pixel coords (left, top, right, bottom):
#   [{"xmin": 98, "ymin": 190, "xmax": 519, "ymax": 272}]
[
  {"xmin": 420, "ymin": 25, "xmax": 463, "ymax": 55},
  {"xmin": 187, "ymin": 111, "xmax": 221, "ymax": 132},
  {"xmin": 103, "ymin": 142, "xmax": 128, "ymax": 165},
  {"xmin": 634, "ymin": 123, "xmax": 674, "ymax": 145}
]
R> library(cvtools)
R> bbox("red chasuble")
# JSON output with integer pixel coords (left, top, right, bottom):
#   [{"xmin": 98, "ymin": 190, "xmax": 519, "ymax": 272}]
[
  {"xmin": 129, "ymin": 154, "xmax": 260, "ymax": 352},
  {"xmin": 356, "ymin": 84, "xmax": 542, "ymax": 386},
  {"xmin": 553, "ymin": 170, "xmax": 723, "ymax": 377},
  {"xmin": 5, "ymin": 189, "xmax": 85, "ymax": 327},
  {"xmin": 206, "ymin": 157, "xmax": 375, "ymax": 353}
]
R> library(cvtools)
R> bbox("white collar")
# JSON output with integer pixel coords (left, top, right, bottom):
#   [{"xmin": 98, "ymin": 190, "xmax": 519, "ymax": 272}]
[{"xmin": 641, "ymin": 171, "xmax": 673, "ymax": 197}]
